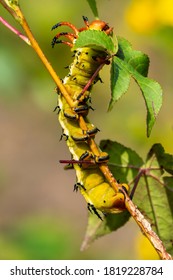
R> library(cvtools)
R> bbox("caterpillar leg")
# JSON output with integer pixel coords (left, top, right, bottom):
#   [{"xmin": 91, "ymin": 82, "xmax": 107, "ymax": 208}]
[
  {"xmin": 79, "ymin": 151, "xmax": 109, "ymax": 168},
  {"xmin": 59, "ymin": 132, "xmax": 68, "ymax": 141},
  {"xmin": 77, "ymin": 150, "xmax": 109, "ymax": 165},
  {"xmin": 94, "ymin": 152, "xmax": 109, "ymax": 163},
  {"xmin": 87, "ymin": 203, "xmax": 103, "ymax": 220},
  {"xmin": 71, "ymin": 127, "xmax": 99, "ymax": 142},
  {"xmin": 74, "ymin": 182, "xmax": 86, "ymax": 192},
  {"xmin": 63, "ymin": 103, "xmax": 91, "ymax": 119},
  {"xmin": 53, "ymin": 105, "xmax": 61, "ymax": 113},
  {"xmin": 74, "ymin": 181, "xmax": 103, "ymax": 220}
]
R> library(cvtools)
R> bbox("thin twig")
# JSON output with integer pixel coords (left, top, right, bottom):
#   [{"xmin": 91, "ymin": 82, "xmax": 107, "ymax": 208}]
[
  {"xmin": 0, "ymin": 16, "xmax": 30, "ymax": 45},
  {"xmin": 121, "ymin": 188, "xmax": 173, "ymax": 260}
]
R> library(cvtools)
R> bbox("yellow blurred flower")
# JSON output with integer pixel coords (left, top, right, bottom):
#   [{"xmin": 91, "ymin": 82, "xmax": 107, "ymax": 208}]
[
  {"xmin": 135, "ymin": 232, "xmax": 160, "ymax": 260},
  {"xmin": 125, "ymin": 0, "xmax": 173, "ymax": 33},
  {"xmin": 156, "ymin": 0, "xmax": 173, "ymax": 26}
]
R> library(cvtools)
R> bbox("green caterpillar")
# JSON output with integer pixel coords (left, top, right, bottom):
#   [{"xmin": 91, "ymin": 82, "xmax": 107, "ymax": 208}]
[{"xmin": 52, "ymin": 16, "xmax": 129, "ymax": 218}]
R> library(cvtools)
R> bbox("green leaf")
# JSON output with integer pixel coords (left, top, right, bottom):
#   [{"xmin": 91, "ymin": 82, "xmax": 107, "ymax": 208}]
[
  {"xmin": 108, "ymin": 56, "xmax": 130, "ymax": 111},
  {"xmin": 148, "ymin": 143, "xmax": 173, "ymax": 175},
  {"xmin": 86, "ymin": 0, "xmax": 99, "ymax": 18},
  {"xmin": 110, "ymin": 37, "xmax": 163, "ymax": 136},
  {"xmin": 117, "ymin": 37, "xmax": 150, "ymax": 77},
  {"xmin": 72, "ymin": 30, "xmax": 118, "ymax": 55},
  {"xmin": 81, "ymin": 211, "xmax": 130, "ymax": 251},
  {"xmin": 100, "ymin": 139, "xmax": 144, "ymax": 184},
  {"xmin": 133, "ymin": 74, "xmax": 163, "ymax": 137},
  {"xmin": 133, "ymin": 143, "xmax": 173, "ymax": 255},
  {"xmin": 163, "ymin": 177, "xmax": 173, "ymax": 208}
]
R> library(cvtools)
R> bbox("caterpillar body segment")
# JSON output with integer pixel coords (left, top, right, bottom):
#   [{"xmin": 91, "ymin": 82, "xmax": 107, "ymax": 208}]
[
  {"xmin": 63, "ymin": 47, "xmax": 108, "ymax": 104},
  {"xmin": 58, "ymin": 99, "xmax": 98, "ymax": 142},
  {"xmin": 52, "ymin": 17, "xmax": 130, "ymax": 216},
  {"xmin": 58, "ymin": 92, "xmax": 130, "ymax": 214},
  {"xmin": 75, "ymin": 165, "xmax": 129, "ymax": 214}
]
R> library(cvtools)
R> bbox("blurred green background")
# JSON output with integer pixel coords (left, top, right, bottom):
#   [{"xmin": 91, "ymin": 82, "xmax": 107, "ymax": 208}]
[{"xmin": 0, "ymin": 0, "xmax": 173, "ymax": 259}]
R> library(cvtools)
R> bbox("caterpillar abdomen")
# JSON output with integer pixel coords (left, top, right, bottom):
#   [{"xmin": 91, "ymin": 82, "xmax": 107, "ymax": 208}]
[
  {"xmin": 75, "ymin": 166, "xmax": 127, "ymax": 213},
  {"xmin": 63, "ymin": 47, "xmax": 106, "ymax": 102}
]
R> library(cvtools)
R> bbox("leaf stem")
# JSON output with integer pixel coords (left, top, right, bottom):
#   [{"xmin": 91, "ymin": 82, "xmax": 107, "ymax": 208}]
[{"xmin": 0, "ymin": 16, "xmax": 30, "ymax": 45}]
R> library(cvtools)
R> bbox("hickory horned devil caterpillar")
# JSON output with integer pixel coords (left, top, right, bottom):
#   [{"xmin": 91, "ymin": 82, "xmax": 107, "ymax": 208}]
[{"xmin": 51, "ymin": 16, "xmax": 129, "ymax": 220}]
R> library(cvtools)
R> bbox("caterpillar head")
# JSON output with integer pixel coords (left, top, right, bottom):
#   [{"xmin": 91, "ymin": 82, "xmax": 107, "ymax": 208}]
[
  {"xmin": 81, "ymin": 16, "xmax": 112, "ymax": 34},
  {"xmin": 88, "ymin": 20, "xmax": 112, "ymax": 34},
  {"xmin": 51, "ymin": 17, "xmax": 113, "ymax": 48}
]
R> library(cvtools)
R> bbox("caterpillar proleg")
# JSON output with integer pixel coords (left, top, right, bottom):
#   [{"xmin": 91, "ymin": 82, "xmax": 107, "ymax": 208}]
[{"xmin": 52, "ymin": 16, "xmax": 129, "ymax": 217}]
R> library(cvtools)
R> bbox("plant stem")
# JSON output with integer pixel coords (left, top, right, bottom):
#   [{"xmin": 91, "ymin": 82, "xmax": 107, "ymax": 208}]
[
  {"xmin": 122, "ymin": 188, "xmax": 173, "ymax": 260},
  {"xmin": 13, "ymin": 5, "xmax": 76, "ymax": 107},
  {"xmin": 0, "ymin": 16, "xmax": 30, "ymax": 45}
]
